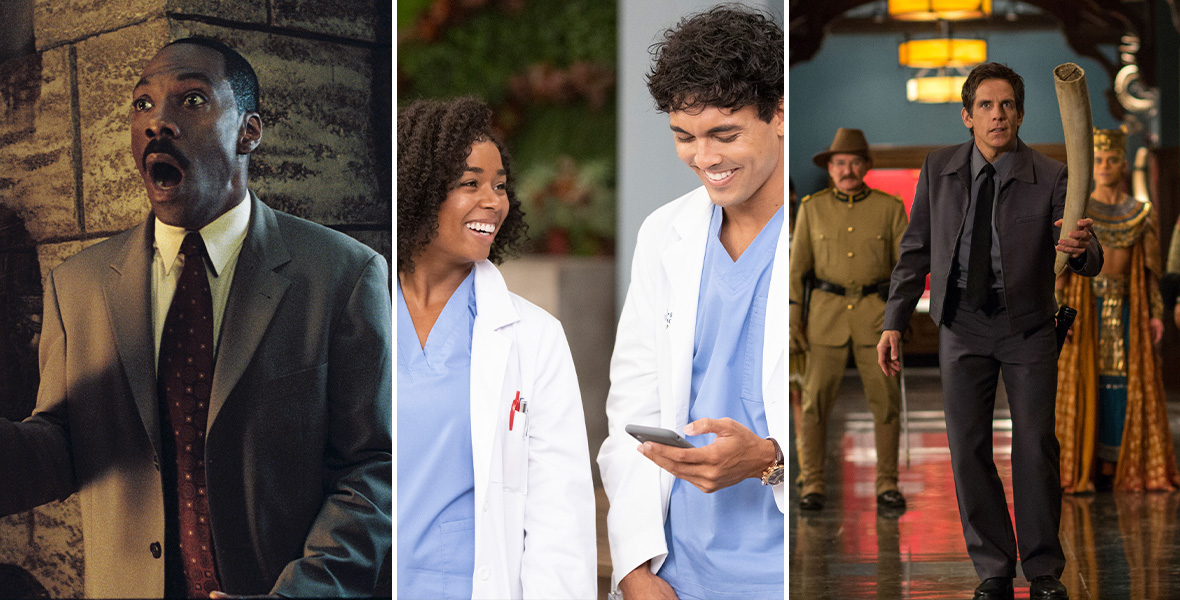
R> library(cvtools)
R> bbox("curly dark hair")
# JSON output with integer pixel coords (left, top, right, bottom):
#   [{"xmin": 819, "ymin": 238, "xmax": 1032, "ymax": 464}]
[
  {"xmin": 646, "ymin": 4, "xmax": 783, "ymax": 122},
  {"xmin": 962, "ymin": 62, "xmax": 1025, "ymax": 135},
  {"xmin": 397, "ymin": 96, "xmax": 527, "ymax": 274}
]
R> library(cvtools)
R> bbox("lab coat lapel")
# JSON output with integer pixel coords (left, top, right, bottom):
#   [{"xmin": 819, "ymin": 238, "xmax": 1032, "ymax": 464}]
[
  {"xmin": 105, "ymin": 220, "xmax": 164, "ymax": 461},
  {"xmin": 660, "ymin": 192, "xmax": 711, "ymax": 426},
  {"xmin": 470, "ymin": 261, "xmax": 519, "ymax": 511},
  {"xmin": 208, "ymin": 195, "xmax": 292, "ymax": 430},
  {"xmin": 762, "ymin": 213, "xmax": 786, "ymax": 397}
]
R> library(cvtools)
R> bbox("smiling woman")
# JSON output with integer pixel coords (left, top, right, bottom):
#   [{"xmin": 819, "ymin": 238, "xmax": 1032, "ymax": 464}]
[
  {"xmin": 396, "ymin": 97, "xmax": 526, "ymax": 276},
  {"xmin": 394, "ymin": 96, "xmax": 597, "ymax": 599}
]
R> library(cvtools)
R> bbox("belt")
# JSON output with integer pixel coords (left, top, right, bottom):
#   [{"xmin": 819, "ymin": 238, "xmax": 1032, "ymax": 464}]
[
  {"xmin": 813, "ymin": 278, "xmax": 889, "ymax": 301},
  {"xmin": 948, "ymin": 286, "xmax": 1004, "ymax": 315}
]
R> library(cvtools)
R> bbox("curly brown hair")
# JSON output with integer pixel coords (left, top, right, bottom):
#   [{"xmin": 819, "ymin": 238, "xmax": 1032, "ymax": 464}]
[
  {"xmin": 646, "ymin": 4, "xmax": 783, "ymax": 122},
  {"xmin": 397, "ymin": 96, "xmax": 527, "ymax": 274}
]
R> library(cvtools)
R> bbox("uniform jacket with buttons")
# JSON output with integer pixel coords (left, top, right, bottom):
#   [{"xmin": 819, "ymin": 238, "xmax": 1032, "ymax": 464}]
[
  {"xmin": 0, "ymin": 194, "xmax": 391, "ymax": 598},
  {"xmin": 790, "ymin": 186, "xmax": 908, "ymax": 347}
]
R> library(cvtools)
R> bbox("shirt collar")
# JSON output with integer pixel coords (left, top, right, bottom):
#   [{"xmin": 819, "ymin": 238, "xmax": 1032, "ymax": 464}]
[
  {"xmin": 832, "ymin": 186, "xmax": 871, "ymax": 203},
  {"xmin": 970, "ymin": 142, "xmax": 1016, "ymax": 183},
  {"xmin": 154, "ymin": 190, "xmax": 252, "ymax": 277}
]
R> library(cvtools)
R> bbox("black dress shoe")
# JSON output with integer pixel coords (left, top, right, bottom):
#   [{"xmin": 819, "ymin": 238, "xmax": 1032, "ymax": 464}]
[
  {"xmin": 1030, "ymin": 575, "xmax": 1068, "ymax": 599},
  {"xmin": 973, "ymin": 577, "xmax": 1013, "ymax": 600},
  {"xmin": 799, "ymin": 493, "xmax": 825, "ymax": 511},
  {"xmin": 877, "ymin": 489, "xmax": 906, "ymax": 509}
]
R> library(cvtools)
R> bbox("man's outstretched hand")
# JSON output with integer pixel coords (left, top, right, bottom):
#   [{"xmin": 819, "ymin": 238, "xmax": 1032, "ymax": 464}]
[{"xmin": 1054, "ymin": 217, "xmax": 1094, "ymax": 258}]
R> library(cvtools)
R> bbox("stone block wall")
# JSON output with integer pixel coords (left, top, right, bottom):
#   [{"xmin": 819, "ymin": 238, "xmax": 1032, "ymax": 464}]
[{"xmin": 0, "ymin": 1, "xmax": 388, "ymax": 594}]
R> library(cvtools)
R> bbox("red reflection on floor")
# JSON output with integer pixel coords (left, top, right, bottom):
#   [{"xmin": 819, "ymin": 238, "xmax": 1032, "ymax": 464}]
[
  {"xmin": 838, "ymin": 423, "xmax": 1015, "ymax": 562},
  {"xmin": 790, "ymin": 374, "xmax": 1180, "ymax": 599}
]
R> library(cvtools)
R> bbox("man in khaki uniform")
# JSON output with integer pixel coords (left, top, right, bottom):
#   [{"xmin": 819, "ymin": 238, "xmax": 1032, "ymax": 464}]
[{"xmin": 789, "ymin": 128, "xmax": 908, "ymax": 511}]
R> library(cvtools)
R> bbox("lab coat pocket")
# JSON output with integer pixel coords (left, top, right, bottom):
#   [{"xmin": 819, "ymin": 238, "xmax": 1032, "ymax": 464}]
[{"xmin": 502, "ymin": 421, "xmax": 529, "ymax": 495}]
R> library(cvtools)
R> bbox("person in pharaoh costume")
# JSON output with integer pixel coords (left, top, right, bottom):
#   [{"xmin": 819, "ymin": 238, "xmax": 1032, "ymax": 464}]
[{"xmin": 1055, "ymin": 126, "xmax": 1180, "ymax": 493}]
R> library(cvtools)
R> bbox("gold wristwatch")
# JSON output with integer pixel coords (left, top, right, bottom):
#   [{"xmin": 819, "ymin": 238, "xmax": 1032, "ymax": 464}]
[{"xmin": 761, "ymin": 437, "xmax": 784, "ymax": 485}]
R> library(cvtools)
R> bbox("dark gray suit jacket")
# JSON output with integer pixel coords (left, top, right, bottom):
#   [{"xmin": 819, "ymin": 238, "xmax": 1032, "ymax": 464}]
[
  {"xmin": 0, "ymin": 193, "xmax": 392, "ymax": 597},
  {"xmin": 885, "ymin": 138, "xmax": 1103, "ymax": 333}
]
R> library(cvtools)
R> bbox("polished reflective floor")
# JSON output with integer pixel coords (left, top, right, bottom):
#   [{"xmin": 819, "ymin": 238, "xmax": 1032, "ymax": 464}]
[{"xmin": 788, "ymin": 366, "xmax": 1180, "ymax": 600}]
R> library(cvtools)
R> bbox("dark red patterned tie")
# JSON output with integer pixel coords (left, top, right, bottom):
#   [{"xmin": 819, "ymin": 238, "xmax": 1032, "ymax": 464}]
[{"xmin": 158, "ymin": 232, "xmax": 221, "ymax": 597}]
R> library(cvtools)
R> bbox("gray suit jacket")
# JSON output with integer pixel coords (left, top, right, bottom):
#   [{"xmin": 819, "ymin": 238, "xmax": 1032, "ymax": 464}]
[
  {"xmin": 884, "ymin": 139, "xmax": 1103, "ymax": 333},
  {"xmin": 0, "ymin": 193, "xmax": 392, "ymax": 598}
]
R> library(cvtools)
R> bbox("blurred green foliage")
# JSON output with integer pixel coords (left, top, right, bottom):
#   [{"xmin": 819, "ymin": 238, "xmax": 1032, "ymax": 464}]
[
  {"xmin": 396, "ymin": 0, "xmax": 432, "ymax": 31},
  {"xmin": 398, "ymin": 0, "xmax": 617, "ymax": 256},
  {"xmin": 398, "ymin": 1, "xmax": 614, "ymax": 106}
]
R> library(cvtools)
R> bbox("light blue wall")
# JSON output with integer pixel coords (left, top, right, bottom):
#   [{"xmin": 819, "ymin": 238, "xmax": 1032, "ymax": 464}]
[{"xmin": 790, "ymin": 29, "xmax": 1119, "ymax": 196}]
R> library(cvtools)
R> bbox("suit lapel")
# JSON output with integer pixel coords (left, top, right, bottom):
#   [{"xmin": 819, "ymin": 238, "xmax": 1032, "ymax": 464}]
[
  {"xmin": 942, "ymin": 141, "xmax": 974, "ymax": 211},
  {"xmin": 996, "ymin": 139, "xmax": 1037, "ymax": 217},
  {"xmin": 939, "ymin": 141, "xmax": 976, "ymax": 259},
  {"xmin": 104, "ymin": 221, "xmax": 164, "ymax": 460},
  {"xmin": 208, "ymin": 195, "xmax": 291, "ymax": 429}
]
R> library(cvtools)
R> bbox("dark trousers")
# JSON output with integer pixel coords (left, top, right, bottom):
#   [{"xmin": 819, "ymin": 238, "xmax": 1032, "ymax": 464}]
[{"xmin": 939, "ymin": 291, "xmax": 1065, "ymax": 581}]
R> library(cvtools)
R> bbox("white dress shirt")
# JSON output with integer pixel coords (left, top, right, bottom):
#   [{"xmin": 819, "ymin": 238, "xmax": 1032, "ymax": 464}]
[{"xmin": 151, "ymin": 192, "xmax": 251, "ymax": 363}]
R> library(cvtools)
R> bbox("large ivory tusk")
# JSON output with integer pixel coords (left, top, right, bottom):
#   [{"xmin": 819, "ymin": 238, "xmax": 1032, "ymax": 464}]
[
  {"xmin": 1132, "ymin": 146, "xmax": 1150, "ymax": 203},
  {"xmin": 1054, "ymin": 63, "xmax": 1093, "ymax": 274}
]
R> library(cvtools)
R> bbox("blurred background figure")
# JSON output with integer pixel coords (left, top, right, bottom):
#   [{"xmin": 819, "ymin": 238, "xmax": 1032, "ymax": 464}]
[
  {"xmin": 1055, "ymin": 126, "xmax": 1180, "ymax": 493},
  {"xmin": 791, "ymin": 128, "xmax": 909, "ymax": 513},
  {"xmin": 789, "ymin": 177, "xmax": 805, "ymax": 457}
]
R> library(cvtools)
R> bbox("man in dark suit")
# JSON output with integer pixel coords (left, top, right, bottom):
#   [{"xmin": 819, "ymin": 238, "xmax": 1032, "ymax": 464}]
[
  {"xmin": 877, "ymin": 62, "xmax": 1100, "ymax": 600},
  {"xmin": 0, "ymin": 37, "xmax": 391, "ymax": 597}
]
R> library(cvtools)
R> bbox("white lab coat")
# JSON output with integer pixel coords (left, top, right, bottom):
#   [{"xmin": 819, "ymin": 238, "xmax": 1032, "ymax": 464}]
[
  {"xmin": 467, "ymin": 260, "xmax": 597, "ymax": 599},
  {"xmin": 596, "ymin": 186, "xmax": 786, "ymax": 589}
]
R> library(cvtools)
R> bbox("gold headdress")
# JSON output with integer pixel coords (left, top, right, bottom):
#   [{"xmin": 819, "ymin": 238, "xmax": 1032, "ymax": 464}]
[{"xmin": 1093, "ymin": 125, "xmax": 1127, "ymax": 154}]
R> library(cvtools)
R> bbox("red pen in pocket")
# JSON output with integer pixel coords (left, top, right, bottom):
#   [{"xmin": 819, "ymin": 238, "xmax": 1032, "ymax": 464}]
[{"xmin": 509, "ymin": 391, "xmax": 521, "ymax": 431}]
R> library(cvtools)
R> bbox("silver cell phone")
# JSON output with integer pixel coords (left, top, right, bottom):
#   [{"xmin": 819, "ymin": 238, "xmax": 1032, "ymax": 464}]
[{"xmin": 625, "ymin": 424, "xmax": 696, "ymax": 449}]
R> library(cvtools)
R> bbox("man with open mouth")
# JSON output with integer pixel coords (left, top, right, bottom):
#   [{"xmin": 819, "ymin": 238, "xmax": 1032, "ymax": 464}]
[{"xmin": 0, "ymin": 37, "xmax": 391, "ymax": 598}]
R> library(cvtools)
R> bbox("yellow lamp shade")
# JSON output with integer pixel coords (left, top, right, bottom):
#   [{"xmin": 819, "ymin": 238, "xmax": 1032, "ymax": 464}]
[
  {"xmin": 889, "ymin": 0, "xmax": 992, "ymax": 21},
  {"xmin": 907, "ymin": 76, "xmax": 968, "ymax": 103},
  {"xmin": 899, "ymin": 38, "xmax": 987, "ymax": 68}
]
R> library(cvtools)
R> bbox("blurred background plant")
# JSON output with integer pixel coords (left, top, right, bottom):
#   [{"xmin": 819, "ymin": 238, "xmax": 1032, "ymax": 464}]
[{"xmin": 397, "ymin": 0, "xmax": 617, "ymax": 256}]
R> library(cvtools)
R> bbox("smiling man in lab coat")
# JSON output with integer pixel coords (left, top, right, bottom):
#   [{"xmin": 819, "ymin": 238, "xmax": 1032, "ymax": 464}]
[{"xmin": 597, "ymin": 5, "xmax": 785, "ymax": 600}]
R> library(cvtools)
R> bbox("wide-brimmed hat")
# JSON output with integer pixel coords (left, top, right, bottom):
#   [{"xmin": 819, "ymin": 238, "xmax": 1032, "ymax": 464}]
[{"xmin": 812, "ymin": 128, "xmax": 872, "ymax": 168}]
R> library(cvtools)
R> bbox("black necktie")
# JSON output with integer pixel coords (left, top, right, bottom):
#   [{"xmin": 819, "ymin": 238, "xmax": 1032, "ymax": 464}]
[
  {"xmin": 158, "ymin": 232, "xmax": 222, "ymax": 596},
  {"xmin": 964, "ymin": 163, "xmax": 996, "ymax": 311}
]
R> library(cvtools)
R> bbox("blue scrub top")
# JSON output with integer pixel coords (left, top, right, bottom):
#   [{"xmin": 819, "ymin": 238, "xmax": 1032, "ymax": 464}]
[
  {"xmin": 657, "ymin": 205, "xmax": 785, "ymax": 600},
  {"xmin": 396, "ymin": 271, "xmax": 477, "ymax": 600}
]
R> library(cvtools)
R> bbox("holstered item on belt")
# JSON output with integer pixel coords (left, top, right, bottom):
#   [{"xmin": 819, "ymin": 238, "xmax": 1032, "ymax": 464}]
[
  {"xmin": 801, "ymin": 273, "xmax": 814, "ymax": 325},
  {"xmin": 1055, "ymin": 304, "xmax": 1077, "ymax": 354},
  {"xmin": 813, "ymin": 277, "xmax": 891, "ymax": 302}
]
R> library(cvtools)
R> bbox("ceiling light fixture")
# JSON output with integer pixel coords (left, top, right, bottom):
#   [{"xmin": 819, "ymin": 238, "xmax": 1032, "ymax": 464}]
[
  {"xmin": 898, "ymin": 38, "xmax": 987, "ymax": 68},
  {"xmin": 907, "ymin": 71, "xmax": 969, "ymax": 103},
  {"xmin": 888, "ymin": 0, "xmax": 993, "ymax": 22}
]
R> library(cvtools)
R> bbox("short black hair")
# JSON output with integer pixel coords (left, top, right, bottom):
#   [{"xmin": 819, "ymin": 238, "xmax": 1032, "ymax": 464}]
[
  {"xmin": 962, "ymin": 62, "xmax": 1024, "ymax": 126},
  {"xmin": 396, "ymin": 96, "xmax": 527, "ymax": 274},
  {"xmin": 165, "ymin": 36, "xmax": 260, "ymax": 114},
  {"xmin": 646, "ymin": 4, "xmax": 783, "ymax": 122}
]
